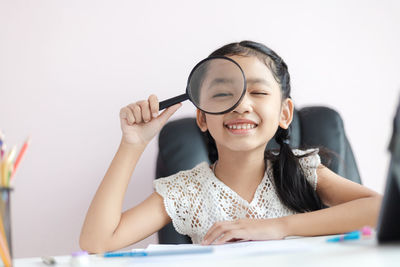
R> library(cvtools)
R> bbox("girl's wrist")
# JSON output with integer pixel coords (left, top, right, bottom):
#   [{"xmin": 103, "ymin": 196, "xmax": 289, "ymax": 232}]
[
  {"xmin": 261, "ymin": 217, "xmax": 290, "ymax": 239},
  {"xmin": 278, "ymin": 216, "xmax": 291, "ymax": 237},
  {"xmin": 120, "ymin": 138, "xmax": 147, "ymax": 151}
]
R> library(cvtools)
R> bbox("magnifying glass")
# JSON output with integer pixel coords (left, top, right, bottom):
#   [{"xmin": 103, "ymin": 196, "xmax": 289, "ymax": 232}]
[{"xmin": 159, "ymin": 56, "xmax": 247, "ymax": 115}]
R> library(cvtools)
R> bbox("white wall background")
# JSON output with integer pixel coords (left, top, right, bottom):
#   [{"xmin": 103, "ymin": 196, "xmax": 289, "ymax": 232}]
[{"xmin": 0, "ymin": 0, "xmax": 399, "ymax": 258}]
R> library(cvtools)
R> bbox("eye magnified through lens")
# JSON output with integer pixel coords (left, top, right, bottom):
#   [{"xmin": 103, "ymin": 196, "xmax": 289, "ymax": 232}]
[{"xmin": 159, "ymin": 56, "xmax": 247, "ymax": 114}]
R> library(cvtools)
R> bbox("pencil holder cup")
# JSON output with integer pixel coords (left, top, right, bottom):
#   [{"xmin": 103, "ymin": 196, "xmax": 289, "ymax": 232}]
[{"xmin": 0, "ymin": 187, "xmax": 12, "ymax": 258}]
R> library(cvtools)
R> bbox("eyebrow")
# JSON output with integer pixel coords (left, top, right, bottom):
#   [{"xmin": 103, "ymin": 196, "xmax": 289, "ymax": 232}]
[
  {"xmin": 208, "ymin": 78, "xmax": 235, "ymax": 87},
  {"xmin": 246, "ymin": 78, "xmax": 270, "ymax": 86}
]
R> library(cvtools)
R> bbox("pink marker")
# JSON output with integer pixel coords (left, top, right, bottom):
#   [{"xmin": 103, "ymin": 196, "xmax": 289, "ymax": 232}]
[{"xmin": 361, "ymin": 226, "xmax": 372, "ymax": 236}]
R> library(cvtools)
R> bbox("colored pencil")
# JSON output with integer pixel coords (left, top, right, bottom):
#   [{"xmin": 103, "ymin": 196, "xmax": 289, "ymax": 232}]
[
  {"xmin": 0, "ymin": 233, "xmax": 11, "ymax": 267},
  {"xmin": 0, "ymin": 213, "xmax": 10, "ymax": 267},
  {"xmin": 11, "ymin": 137, "xmax": 30, "ymax": 180}
]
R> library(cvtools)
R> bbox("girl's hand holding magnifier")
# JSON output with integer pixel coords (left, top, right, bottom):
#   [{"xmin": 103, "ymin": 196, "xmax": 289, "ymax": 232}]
[
  {"xmin": 119, "ymin": 56, "xmax": 246, "ymax": 146},
  {"xmin": 119, "ymin": 94, "xmax": 182, "ymax": 146}
]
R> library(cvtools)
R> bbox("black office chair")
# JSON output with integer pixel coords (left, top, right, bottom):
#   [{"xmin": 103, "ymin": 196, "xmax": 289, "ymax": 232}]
[{"xmin": 155, "ymin": 106, "xmax": 361, "ymax": 244}]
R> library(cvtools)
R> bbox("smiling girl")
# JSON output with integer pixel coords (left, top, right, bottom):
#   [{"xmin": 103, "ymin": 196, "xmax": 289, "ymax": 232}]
[{"xmin": 80, "ymin": 41, "xmax": 382, "ymax": 252}]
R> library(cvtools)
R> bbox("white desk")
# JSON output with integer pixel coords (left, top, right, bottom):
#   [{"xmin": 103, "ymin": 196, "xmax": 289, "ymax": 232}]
[{"xmin": 13, "ymin": 234, "xmax": 400, "ymax": 267}]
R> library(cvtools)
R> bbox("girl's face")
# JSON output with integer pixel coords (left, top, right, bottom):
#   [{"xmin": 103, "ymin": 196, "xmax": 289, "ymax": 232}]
[{"xmin": 196, "ymin": 55, "xmax": 293, "ymax": 154}]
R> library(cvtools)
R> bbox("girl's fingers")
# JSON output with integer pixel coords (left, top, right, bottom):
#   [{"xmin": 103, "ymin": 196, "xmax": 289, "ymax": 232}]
[
  {"xmin": 156, "ymin": 103, "xmax": 181, "ymax": 125},
  {"xmin": 119, "ymin": 107, "xmax": 127, "ymax": 119},
  {"xmin": 202, "ymin": 221, "xmax": 238, "ymax": 245},
  {"xmin": 148, "ymin": 94, "xmax": 159, "ymax": 118},
  {"xmin": 213, "ymin": 230, "xmax": 246, "ymax": 245},
  {"xmin": 203, "ymin": 221, "xmax": 227, "ymax": 242},
  {"xmin": 138, "ymin": 100, "xmax": 151, "ymax": 122},
  {"xmin": 123, "ymin": 95, "xmax": 178, "ymax": 126},
  {"xmin": 120, "ymin": 107, "xmax": 135, "ymax": 125},
  {"xmin": 128, "ymin": 103, "xmax": 142, "ymax": 124}
]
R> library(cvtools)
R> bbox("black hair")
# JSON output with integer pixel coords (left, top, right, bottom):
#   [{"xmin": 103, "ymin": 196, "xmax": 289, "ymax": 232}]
[{"xmin": 204, "ymin": 40, "xmax": 327, "ymax": 213}]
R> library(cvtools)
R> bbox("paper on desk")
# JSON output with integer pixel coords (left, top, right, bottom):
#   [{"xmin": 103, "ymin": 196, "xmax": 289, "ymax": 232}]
[
  {"xmin": 123, "ymin": 240, "xmax": 312, "ymax": 266},
  {"xmin": 146, "ymin": 238, "xmax": 311, "ymax": 256}
]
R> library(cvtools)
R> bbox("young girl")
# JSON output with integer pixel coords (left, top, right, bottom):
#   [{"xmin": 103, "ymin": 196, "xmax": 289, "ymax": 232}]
[{"xmin": 80, "ymin": 41, "xmax": 382, "ymax": 252}]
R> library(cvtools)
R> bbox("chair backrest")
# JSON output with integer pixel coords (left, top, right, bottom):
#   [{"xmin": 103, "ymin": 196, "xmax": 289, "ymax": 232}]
[
  {"xmin": 155, "ymin": 106, "xmax": 361, "ymax": 244},
  {"xmin": 377, "ymin": 96, "xmax": 400, "ymax": 242}
]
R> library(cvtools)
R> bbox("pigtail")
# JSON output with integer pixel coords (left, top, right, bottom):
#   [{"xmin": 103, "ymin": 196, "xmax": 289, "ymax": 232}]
[
  {"xmin": 271, "ymin": 127, "xmax": 327, "ymax": 213},
  {"xmin": 203, "ymin": 130, "xmax": 218, "ymax": 164}
]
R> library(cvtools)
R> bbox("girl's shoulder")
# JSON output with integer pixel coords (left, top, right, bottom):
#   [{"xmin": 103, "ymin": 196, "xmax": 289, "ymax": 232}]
[
  {"xmin": 270, "ymin": 148, "xmax": 320, "ymax": 167},
  {"xmin": 152, "ymin": 162, "xmax": 211, "ymax": 236},
  {"xmin": 292, "ymin": 148, "xmax": 321, "ymax": 190},
  {"xmin": 153, "ymin": 161, "xmax": 211, "ymax": 196},
  {"xmin": 292, "ymin": 147, "xmax": 319, "ymax": 156},
  {"xmin": 292, "ymin": 148, "xmax": 321, "ymax": 168}
]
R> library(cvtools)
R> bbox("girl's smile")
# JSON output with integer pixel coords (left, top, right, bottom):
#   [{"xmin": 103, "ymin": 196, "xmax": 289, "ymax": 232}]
[{"xmin": 224, "ymin": 118, "xmax": 258, "ymax": 135}]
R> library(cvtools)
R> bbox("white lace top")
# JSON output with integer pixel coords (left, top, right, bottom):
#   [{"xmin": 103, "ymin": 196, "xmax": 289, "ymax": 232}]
[{"xmin": 153, "ymin": 148, "xmax": 321, "ymax": 244}]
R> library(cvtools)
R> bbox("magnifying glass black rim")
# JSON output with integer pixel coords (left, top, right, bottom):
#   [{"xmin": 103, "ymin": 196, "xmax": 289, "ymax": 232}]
[{"xmin": 186, "ymin": 56, "xmax": 247, "ymax": 115}]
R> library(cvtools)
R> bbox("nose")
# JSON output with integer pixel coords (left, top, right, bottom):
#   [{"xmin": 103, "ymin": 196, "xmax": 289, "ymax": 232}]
[{"xmin": 233, "ymin": 92, "xmax": 253, "ymax": 114}]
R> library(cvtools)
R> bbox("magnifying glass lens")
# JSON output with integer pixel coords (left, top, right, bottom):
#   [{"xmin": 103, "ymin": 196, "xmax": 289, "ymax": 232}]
[{"xmin": 187, "ymin": 58, "xmax": 245, "ymax": 114}]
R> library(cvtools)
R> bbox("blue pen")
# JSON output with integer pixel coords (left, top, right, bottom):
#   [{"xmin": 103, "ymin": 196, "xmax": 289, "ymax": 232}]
[
  {"xmin": 104, "ymin": 251, "xmax": 148, "ymax": 257},
  {"xmin": 104, "ymin": 246, "xmax": 213, "ymax": 258},
  {"xmin": 326, "ymin": 231, "xmax": 361, "ymax": 242}
]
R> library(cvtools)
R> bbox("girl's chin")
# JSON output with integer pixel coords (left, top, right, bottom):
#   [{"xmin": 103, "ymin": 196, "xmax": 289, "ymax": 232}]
[{"xmin": 220, "ymin": 143, "xmax": 266, "ymax": 153}]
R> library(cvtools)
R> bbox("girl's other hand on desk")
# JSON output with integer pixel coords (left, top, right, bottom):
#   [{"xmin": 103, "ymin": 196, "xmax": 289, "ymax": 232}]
[
  {"xmin": 201, "ymin": 218, "xmax": 287, "ymax": 245},
  {"xmin": 119, "ymin": 95, "xmax": 182, "ymax": 146}
]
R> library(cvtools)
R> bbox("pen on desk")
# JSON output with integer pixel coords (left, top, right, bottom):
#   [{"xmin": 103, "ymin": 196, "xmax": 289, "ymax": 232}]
[
  {"xmin": 326, "ymin": 231, "xmax": 361, "ymax": 242},
  {"xmin": 326, "ymin": 226, "xmax": 373, "ymax": 243},
  {"xmin": 104, "ymin": 246, "xmax": 213, "ymax": 258},
  {"xmin": 104, "ymin": 251, "xmax": 147, "ymax": 257}
]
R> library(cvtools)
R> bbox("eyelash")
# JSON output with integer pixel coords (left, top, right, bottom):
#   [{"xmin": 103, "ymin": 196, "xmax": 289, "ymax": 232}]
[{"xmin": 251, "ymin": 92, "xmax": 268, "ymax": 95}]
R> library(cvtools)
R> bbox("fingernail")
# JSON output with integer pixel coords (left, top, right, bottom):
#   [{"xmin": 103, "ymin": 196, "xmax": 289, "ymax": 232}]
[{"xmin": 152, "ymin": 113, "xmax": 158, "ymax": 118}]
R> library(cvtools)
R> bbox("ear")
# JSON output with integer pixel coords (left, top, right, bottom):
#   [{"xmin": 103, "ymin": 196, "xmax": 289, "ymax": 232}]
[
  {"xmin": 196, "ymin": 109, "xmax": 208, "ymax": 132},
  {"xmin": 279, "ymin": 98, "xmax": 294, "ymax": 129}
]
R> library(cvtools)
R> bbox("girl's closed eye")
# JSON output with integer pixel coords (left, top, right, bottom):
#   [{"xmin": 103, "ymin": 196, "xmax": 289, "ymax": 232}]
[
  {"xmin": 250, "ymin": 90, "xmax": 269, "ymax": 95},
  {"xmin": 212, "ymin": 92, "xmax": 234, "ymax": 98}
]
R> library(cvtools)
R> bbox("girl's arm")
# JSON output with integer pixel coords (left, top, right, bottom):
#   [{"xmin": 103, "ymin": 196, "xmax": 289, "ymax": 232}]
[
  {"xmin": 79, "ymin": 95, "xmax": 181, "ymax": 253},
  {"xmin": 202, "ymin": 165, "xmax": 382, "ymax": 245},
  {"xmin": 282, "ymin": 164, "xmax": 383, "ymax": 236}
]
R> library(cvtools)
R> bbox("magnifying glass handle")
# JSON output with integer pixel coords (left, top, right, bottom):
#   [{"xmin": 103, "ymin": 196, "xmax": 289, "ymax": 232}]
[{"xmin": 159, "ymin": 93, "xmax": 188, "ymax": 110}]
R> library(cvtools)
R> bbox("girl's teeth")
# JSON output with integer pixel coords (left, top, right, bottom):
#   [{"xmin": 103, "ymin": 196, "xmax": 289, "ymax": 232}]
[{"xmin": 227, "ymin": 124, "xmax": 256, "ymax": 130}]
